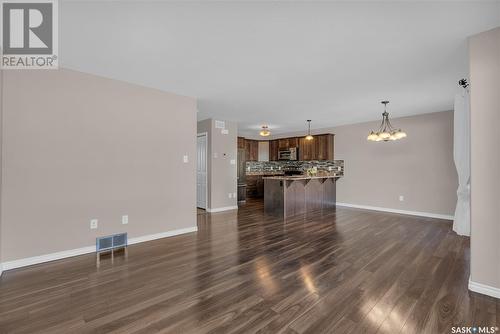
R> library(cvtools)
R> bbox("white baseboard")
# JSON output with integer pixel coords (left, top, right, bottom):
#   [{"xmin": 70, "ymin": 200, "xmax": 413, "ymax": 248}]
[
  {"xmin": 206, "ymin": 206, "xmax": 238, "ymax": 213},
  {"xmin": 469, "ymin": 279, "xmax": 500, "ymax": 299},
  {"xmin": 0, "ymin": 226, "xmax": 198, "ymax": 273},
  {"xmin": 335, "ymin": 202, "xmax": 454, "ymax": 220},
  {"xmin": 127, "ymin": 226, "xmax": 197, "ymax": 245}
]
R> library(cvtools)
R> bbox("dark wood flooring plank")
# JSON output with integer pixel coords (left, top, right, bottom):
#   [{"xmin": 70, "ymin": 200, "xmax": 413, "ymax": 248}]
[{"xmin": 0, "ymin": 199, "xmax": 496, "ymax": 334}]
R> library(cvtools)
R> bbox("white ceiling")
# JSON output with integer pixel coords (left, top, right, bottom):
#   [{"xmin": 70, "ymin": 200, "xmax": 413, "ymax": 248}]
[{"xmin": 60, "ymin": 1, "xmax": 500, "ymax": 138}]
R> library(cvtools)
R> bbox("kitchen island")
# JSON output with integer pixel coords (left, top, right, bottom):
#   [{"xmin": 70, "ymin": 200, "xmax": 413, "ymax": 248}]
[{"xmin": 264, "ymin": 174, "xmax": 340, "ymax": 218}]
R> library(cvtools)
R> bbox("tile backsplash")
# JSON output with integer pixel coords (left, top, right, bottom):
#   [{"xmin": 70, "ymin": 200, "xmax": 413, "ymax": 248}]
[{"xmin": 246, "ymin": 160, "xmax": 344, "ymax": 176}]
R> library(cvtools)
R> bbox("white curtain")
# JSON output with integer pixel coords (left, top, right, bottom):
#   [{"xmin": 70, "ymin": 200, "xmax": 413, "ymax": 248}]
[{"xmin": 453, "ymin": 89, "xmax": 471, "ymax": 236}]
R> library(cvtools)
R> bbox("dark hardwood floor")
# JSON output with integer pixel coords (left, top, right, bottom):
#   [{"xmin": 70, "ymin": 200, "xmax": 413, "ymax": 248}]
[{"xmin": 0, "ymin": 200, "xmax": 498, "ymax": 333}]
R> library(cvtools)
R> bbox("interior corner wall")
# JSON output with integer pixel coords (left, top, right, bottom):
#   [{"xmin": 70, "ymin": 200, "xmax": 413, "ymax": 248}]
[
  {"xmin": 469, "ymin": 27, "xmax": 500, "ymax": 293},
  {"xmin": 197, "ymin": 119, "xmax": 237, "ymax": 211},
  {"xmin": 1, "ymin": 68, "xmax": 197, "ymax": 263}
]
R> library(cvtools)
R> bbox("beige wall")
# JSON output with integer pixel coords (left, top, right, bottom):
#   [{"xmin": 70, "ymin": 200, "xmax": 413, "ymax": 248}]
[
  {"xmin": 197, "ymin": 119, "xmax": 237, "ymax": 210},
  {"xmin": 0, "ymin": 70, "xmax": 3, "ymax": 272},
  {"xmin": 1, "ymin": 69, "xmax": 197, "ymax": 262},
  {"xmin": 267, "ymin": 111, "xmax": 458, "ymax": 216},
  {"xmin": 469, "ymin": 27, "xmax": 500, "ymax": 291}
]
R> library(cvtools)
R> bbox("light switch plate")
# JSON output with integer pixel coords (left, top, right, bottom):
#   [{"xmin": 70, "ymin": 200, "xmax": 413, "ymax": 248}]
[
  {"xmin": 122, "ymin": 215, "xmax": 128, "ymax": 225},
  {"xmin": 90, "ymin": 219, "xmax": 98, "ymax": 229},
  {"xmin": 230, "ymin": 159, "xmax": 236, "ymax": 165},
  {"xmin": 183, "ymin": 155, "xmax": 189, "ymax": 163},
  {"xmin": 221, "ymin": 129, "xmax": 229, "ymax": 135},
  {"xmin": 215, "ymin": 120, "xmax": 225, "ymax": 129}
]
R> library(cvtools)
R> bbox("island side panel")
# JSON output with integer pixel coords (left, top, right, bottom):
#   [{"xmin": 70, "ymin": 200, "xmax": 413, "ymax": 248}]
[
  {"xmin": 285, "ymin": 180, "xmax": 306, "ymax": 218},
  {"xmin": 305, "ymin": 179, "xmax": 324, "ymax": 212},
  {"xmin": 264, "ymin": 178, "xmax": 284, "ymax": 216},
  {"xmin": 323, "ymin": 178, "xmax": 337, "ymax": 209}
]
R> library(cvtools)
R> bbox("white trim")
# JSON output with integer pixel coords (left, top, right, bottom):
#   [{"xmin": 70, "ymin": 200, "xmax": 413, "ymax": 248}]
[
  {"xmin": 469, "ymin": 279, "xmax": 500, "ymax": 299},
  {"xmin": 206, "ymin": 206, "xmax": 238, "ymax": 213},
  {"xmin": 0, "ymin": 226, "xmax": 198, "ymax": 272},
  {"xmin": 128, "ymin": 226, "xmax": 197, "ymax": 245},
  {"xmin": 335, "ymin": 202, "xmax": 454, "ymax": 220}
]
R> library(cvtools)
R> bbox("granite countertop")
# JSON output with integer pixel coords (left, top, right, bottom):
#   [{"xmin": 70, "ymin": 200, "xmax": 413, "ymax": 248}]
[
  {"xmin": 263, "ymin": 174, "xmax": 341, "ymax": 180},
  {"xmin": 246, "ymin": 171, "xmax": 285, "ymax": 176}
]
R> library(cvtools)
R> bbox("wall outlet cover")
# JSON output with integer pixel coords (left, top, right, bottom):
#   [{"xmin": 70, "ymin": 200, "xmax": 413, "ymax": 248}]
[
  {"xmin": 399, "ymin": 195, "xmax": 404, "ymax": 202},
  {"xmin": 221, "ymin": 129, "xmax": 229, "ymax": 135},
  {"xmin": 183, "ymin": 155, "xmax": 189, "ymax": 163},
  {"xmin": 230, "ymin": 159, "xmax": 236, "ymax": 165},
  {"xmin": 122, "ymin": 215, "xmax": 129, "ymax": 225}
]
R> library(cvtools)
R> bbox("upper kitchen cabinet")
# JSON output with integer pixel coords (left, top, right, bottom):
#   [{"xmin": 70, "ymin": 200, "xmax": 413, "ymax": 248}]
[
  {"xmin": 316, "ymin": 134, "xmax": 334, "ymax": 160},
  {"xmin": 299, "ymin": 134, "xmax": 334, "ymax": 161},
  {"xmin": 278, "ymin": 137, "xmax": 299, "ymax": 150},
  {"xmin": 245, "ymin": 139, "xmax": 259, "ymax": 161},
  {"xmin": 237, "ymin": 137, "xmax": 246, "ymax": 149},
  {"xmin": 298, "ymin": 137, "xmax": 313, "ymax": 160},
  {"xmin": 269, "ymin": 140, "xmax": 279, "ymax": 161}
]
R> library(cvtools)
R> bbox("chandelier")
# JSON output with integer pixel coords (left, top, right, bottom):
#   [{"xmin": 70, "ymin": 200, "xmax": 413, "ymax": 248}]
[{"xmin": 367, "ymin": 101, "xmax": 407, "ymax": 142}]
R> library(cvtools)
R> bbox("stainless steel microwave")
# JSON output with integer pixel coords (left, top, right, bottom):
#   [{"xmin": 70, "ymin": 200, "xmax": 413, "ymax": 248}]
[{"xmin": 278, "ymin": 147, "xmax": 298, "ymax": 160}]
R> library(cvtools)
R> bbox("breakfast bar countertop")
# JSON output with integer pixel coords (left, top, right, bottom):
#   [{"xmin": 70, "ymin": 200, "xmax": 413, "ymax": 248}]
[{"xmin": 262, "ymin": 174, "xmax": 341, "ymax": 181}]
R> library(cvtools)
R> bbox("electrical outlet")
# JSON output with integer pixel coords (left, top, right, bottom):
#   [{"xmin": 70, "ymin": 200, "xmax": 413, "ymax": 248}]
[
  {"xmin": 228, "ymin": 193, "xmax": 232, "ymax": 199},
  {"xmin": 90, "ymin": 219, "xmax": 98, "ymax": 229},
  {"xmin": 399, "ymin": 195, "xmax": 404, "ymax": 202},
  {"xmin": 183, "ymin": 155, "xmax": 189, "ymax": 163},
  {"xmin": 122, "ymin": 215, "xmax": 128, "ymax": 225}
]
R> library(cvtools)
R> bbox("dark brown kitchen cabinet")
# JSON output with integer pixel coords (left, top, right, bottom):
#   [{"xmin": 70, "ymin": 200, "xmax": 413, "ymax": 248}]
[
  {"xmin": 246, "ymin": 175, "xmax": 264, "ymax": 198},
  {"xmin": 299, "ymin": 134, "xmax": 334, "ymax": 160},
  {"xmin": 245, "ymin": 139, "xmax": 259, "ymax": 161},
  {"xmin": 278, "ymin": 137, "xmax": 299, "ymax": 150},
  {"xmin": 269, "ymin": 140, "xmax": 279, "ymax": 161},
  {"xmin": 316, "ymin": 134, "xmax": 334, "ymax": 160},
  {"xmin": 287, "ymin": 137, "xmax": 299, "ymax": 148},
  {"xmin": 237, "ymin": 137, "xmax": 246, "ymax": 149},
  {"xmin": 299, "ymin": 137, "xmax": 313, "ymax": 160},
  {"xmin": 278, "ymin": 139, "xmax": 288, "ymax": 150}
]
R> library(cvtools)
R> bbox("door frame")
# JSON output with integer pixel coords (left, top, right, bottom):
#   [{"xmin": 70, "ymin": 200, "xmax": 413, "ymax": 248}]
[{"xmin": 196, "ymin": 132, "xmax": 208, "ymax": 210}]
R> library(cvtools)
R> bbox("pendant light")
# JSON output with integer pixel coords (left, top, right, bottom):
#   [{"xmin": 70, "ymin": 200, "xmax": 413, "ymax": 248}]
[
  {"xmin": 259, "ymin": 125, "xmax": 270, "ymax": 137},
  {"xmin": 305, "ymin": 120, "xmax": 314, "ymax": 140},
  {"xmin": 367, "ymin": 101, "xmax": 407, "ymax": 142}
]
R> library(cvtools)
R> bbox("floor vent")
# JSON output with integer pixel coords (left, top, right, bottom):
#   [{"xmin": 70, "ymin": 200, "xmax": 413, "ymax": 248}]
[
  {"xmin": 96, "ymin": 233, "xmax": 128, "ymax": 252},
  {"xmin": 96, "ymin": 233, "xmax": 128, "ymax": 267}
]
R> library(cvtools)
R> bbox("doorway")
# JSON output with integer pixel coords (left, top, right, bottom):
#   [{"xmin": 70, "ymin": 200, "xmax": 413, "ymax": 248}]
[{"xmin": 197, "ymin": 132, "xmax": 208, "ymax": 209}]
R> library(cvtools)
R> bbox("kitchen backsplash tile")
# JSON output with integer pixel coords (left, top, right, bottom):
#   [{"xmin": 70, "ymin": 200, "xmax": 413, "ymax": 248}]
[{"xmin": 246, "ymin": 160, "xmax": 344, "ymax": 176}]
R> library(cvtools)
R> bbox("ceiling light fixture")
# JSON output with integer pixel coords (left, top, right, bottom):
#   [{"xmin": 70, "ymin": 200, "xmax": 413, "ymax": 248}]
[
  {"xmin": 259, "ymin": 125, "xmax": 271, "ymax": 137},
  {"xmin": 305, "ymin": 120, "xmax": 314, "ymax": 140},
  {"xmin": 367, "ymin": 101, "xmax": 407, "ymax": 142}
]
